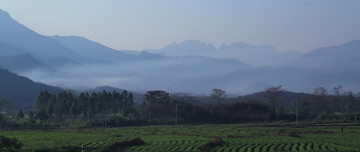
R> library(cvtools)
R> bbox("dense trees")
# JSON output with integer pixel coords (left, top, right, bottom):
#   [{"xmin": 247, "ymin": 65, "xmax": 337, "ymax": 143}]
[
  {"xmin": 140, "ymin": 90, "xmax": 271, "ymax": 124},
  {"xmin": 16, "ymin": 110, "xmax": 24, "ymax": 119},
  {"xmin": 0, "ymin": 136, "xmax": 23, "ymax": 151},
  {"xmin": 34, "ymin": 90, "xmax": 138, "ymax": 126},
  {"xmin": 0, "ymin": 84, "xmax": 359, "ymax": 129},
  {"xmin": 143, "ymin": 90, "xmax": 171, "ymax": 105},
  {"xmin": 141, "ymin": 90, "xmax": 173, "ymax": 123}
]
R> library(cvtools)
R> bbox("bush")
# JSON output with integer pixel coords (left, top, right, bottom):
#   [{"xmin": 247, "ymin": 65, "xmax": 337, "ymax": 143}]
[
  {"xmin": 101, "ymin": 137, "xmax": 145, "ymax": 152},
  {"xmin": 0, "ymin": 136, "xmax": 23, "ymax": 152},
  {"xmin": 199, "ymin": 137, "xmax": 225, "ymax": 152},
  {"xmin": 88, "ymin": 114, "xmax": 143, "ymax": 127}
]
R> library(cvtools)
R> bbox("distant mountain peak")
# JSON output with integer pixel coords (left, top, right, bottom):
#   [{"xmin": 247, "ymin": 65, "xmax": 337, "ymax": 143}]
[
  {"xmin": 220, "ymin": 42, "xmax": 251, "ymax": 48},
  {"xmin": 180, "ymin": 39, "xmax": 208, "ymax": 45},
  {"xmin": 162, "ymin": 39, "xmax": 217, "ymax": 54},
  {"xmin": 219, "ymin": 42, "xmax": 277, "ymax": 52},
  {"xmin": 179, "ymin": 39, "xmax": 216, "ymax": 49}
]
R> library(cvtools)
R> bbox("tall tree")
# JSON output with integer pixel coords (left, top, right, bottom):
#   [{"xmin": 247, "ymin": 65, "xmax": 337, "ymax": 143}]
[
  {"xmin": 344, "ymin": 91, "xmax": 355, "ymax": 116},
  {"xmin": 144, "ymin": 90, "xmax": 171, "ymax": 105},
  {"xmin": 35, "ymin": 90, "xmax": 51, "ymax": 111},
  {"xmin": 142, "ymin": 90, "xmax": 172, "ymax": 121},
  {"xmin": 333, "ymin": 85, "xmax": 343, "ymax": 96},
  {"xmin": 211, "ymin": 89, "xmax": 226, "ymax": 104},
  {"xmin": 314, "ymin": 87, "xmax": 328, "ymax": 116},
  {"xmin": 264, "ymin": 85, "xmax": 284, "ymax": 122},
  {"xmin": 264, "ymin": 85, "xmax": 284, "ymax": 112},
  {"xmin": 16, "ymin": 109, "xmax": 24, "ymax": 119}
]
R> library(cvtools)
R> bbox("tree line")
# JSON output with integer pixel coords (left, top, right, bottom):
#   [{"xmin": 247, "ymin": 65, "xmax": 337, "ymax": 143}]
[
  {"xmin": 35, "ymin": 90, "xmax": 137, "ymax": 121},
  {"xmin": 140, "ymin": 90, "xmax": 270, "ymax": 124},
  {"xmin": 0, "ymin": 85, "xmax": 359, "ymax": 129},
  {"xmin": 0, "ymin": 90, "xmax": 140, "ymax": 128},
  {"xmin": 262, "ymin": 85, "xmax": 359, "ymax": 122}
]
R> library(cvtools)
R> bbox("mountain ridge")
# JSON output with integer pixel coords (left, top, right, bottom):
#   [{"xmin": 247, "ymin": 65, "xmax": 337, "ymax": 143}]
[
  {"xmin": 149, "ymin": 39, "xmax": 302, "ymax": 66},
  {"xmin": 0, "ymin": 9, "xmax": 91, "ymax": 63}
]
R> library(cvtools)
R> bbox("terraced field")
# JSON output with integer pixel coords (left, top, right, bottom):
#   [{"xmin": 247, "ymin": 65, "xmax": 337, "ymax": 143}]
[{"xmin": 1, "ymin": 123, "xmax": 360, "ymax": 151}]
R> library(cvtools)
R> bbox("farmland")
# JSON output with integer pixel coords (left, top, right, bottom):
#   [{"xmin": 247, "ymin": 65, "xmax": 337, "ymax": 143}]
[{"xmin": 1, "ymin": 123, "xmax": 360, "ymax": 152}]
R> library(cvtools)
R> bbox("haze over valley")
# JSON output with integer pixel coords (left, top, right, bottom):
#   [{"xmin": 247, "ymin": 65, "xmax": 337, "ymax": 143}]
[{"xmin": 0, "ymin": 8, "xmax": 360, "ymax": 96}]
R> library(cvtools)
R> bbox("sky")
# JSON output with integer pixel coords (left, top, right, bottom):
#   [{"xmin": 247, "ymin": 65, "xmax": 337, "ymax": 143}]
[{"xmin": 0, "ymin": 0, "xmax": 359, "ymax": 52}]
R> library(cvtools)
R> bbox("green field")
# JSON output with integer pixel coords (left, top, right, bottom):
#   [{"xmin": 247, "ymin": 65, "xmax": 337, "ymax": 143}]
[{"xmin": 1, "ymin": 123, "xmax": 360, "ymax": 152}]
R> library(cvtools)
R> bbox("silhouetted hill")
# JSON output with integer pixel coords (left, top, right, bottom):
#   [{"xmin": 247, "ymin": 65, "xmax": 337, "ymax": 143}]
[{"xmin": 0, "ymin": 68, "xmax": 62, "ymax": 109}]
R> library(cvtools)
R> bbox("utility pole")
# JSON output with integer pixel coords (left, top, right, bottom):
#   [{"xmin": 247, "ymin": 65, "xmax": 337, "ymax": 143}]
[
  {"xmin": 149, "ymin": 112, "xmax": 152, "ymax": 125},
  {"xmin": 105, "ymin": 104, "xmax": 108, "ymax": 128},
  {"xmin": 296, "ymin": 97, "xmax": 299, "ymax": 126},
  {"xmin": 346, "ymin": 104, "xmax": 348, "ymax": 120},
  {"xmin": 355, "ymin": 113, "xmax": 357, "ymax": 123},
  {"xmin": 276, "ymin": 109, "xmax": 279, "ymax": 124},
  {"xmin": 210, "ymin": 110, "xmax": 213, "ymax": 123},
  {"xmin": 175, "ymin": 104, "xmax": 178, "ymax": 125}
]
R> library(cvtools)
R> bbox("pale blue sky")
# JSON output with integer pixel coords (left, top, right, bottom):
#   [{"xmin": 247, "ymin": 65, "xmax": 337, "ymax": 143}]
[{"xmin": 0, "ymin": 0, "xmax": 359, "ymax": 52}]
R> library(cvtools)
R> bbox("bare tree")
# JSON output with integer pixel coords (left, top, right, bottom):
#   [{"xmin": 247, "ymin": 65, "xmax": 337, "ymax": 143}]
[
  {"xmin": 211, "ymin": 89, "xmax": 226, "ymax": 104},
  {"xmin": 171, "ymin": 92, "xmax": 193, "ymax": 104},
  {"xmin": 264, "ymin": 85, "xmax": 284, "ymax": 112},
  {"xmin": 264, "ymin": 85, "xmax": 284, "ymax": 123},
  {"xmin": 314, "ymin": 87, "xmax": 328, "ymax": 116},
  {"xmin": 333, "ymin": 85, "xmax": 343, "ymax": 96},
  {"xmin": 343, "ymin": 91, "xmax": 354, "ymax": 119},
  {"xmin": 333, "ymin": 85, "xmax": 345, "ymax": 113},
  {"xmin": 170, "ymin": 92, "xmax": 194, "ymax": 123}
]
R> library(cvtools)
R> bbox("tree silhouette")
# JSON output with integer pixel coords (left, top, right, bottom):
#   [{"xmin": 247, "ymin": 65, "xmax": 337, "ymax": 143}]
[
  {"xmin": 264, "ymin": 85, "xmax": 284, "ymax": 112},
  {"xmin": 264, "ymin": 85, "xmax": 284, "ymax": 122},
  {"xmin": 314, "ymin": 87, "xmax": 328, "ymax": 116},
  {"xmin": 211, "ymin": 89, "xmax": 226, "ymax": 104}
]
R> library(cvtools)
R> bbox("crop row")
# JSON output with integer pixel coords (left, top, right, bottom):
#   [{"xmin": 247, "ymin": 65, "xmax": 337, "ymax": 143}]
[{"xmin": 125, "ymin": 141, "xmax": 355, "ymax": 152}]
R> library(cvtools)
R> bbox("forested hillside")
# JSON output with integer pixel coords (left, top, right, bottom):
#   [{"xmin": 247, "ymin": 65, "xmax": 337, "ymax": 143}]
[{"xmin": 0, "ymin": 68, "xmax": 62, "ymax": 110}]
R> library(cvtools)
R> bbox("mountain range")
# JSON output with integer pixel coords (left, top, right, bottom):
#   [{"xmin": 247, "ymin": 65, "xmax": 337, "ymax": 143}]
[
  {"xmin": 148, "ymin": 40, "xmax": 302, "ymax": 66},
  {"xmin": 0, "ymin": 8, "xmax": 360, "ymax": 104}
]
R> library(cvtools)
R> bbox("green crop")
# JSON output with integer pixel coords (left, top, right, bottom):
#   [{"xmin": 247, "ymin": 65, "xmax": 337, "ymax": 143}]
[{"xmin": 0, "ymin": 123, "xmax": 359, "ymax": 151}]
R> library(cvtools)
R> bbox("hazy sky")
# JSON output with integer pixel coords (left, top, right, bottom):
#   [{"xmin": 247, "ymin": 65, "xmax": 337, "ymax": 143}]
[{"xmin": 0, "ymin": 0, "xmax": 359, "ymax": 52}]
